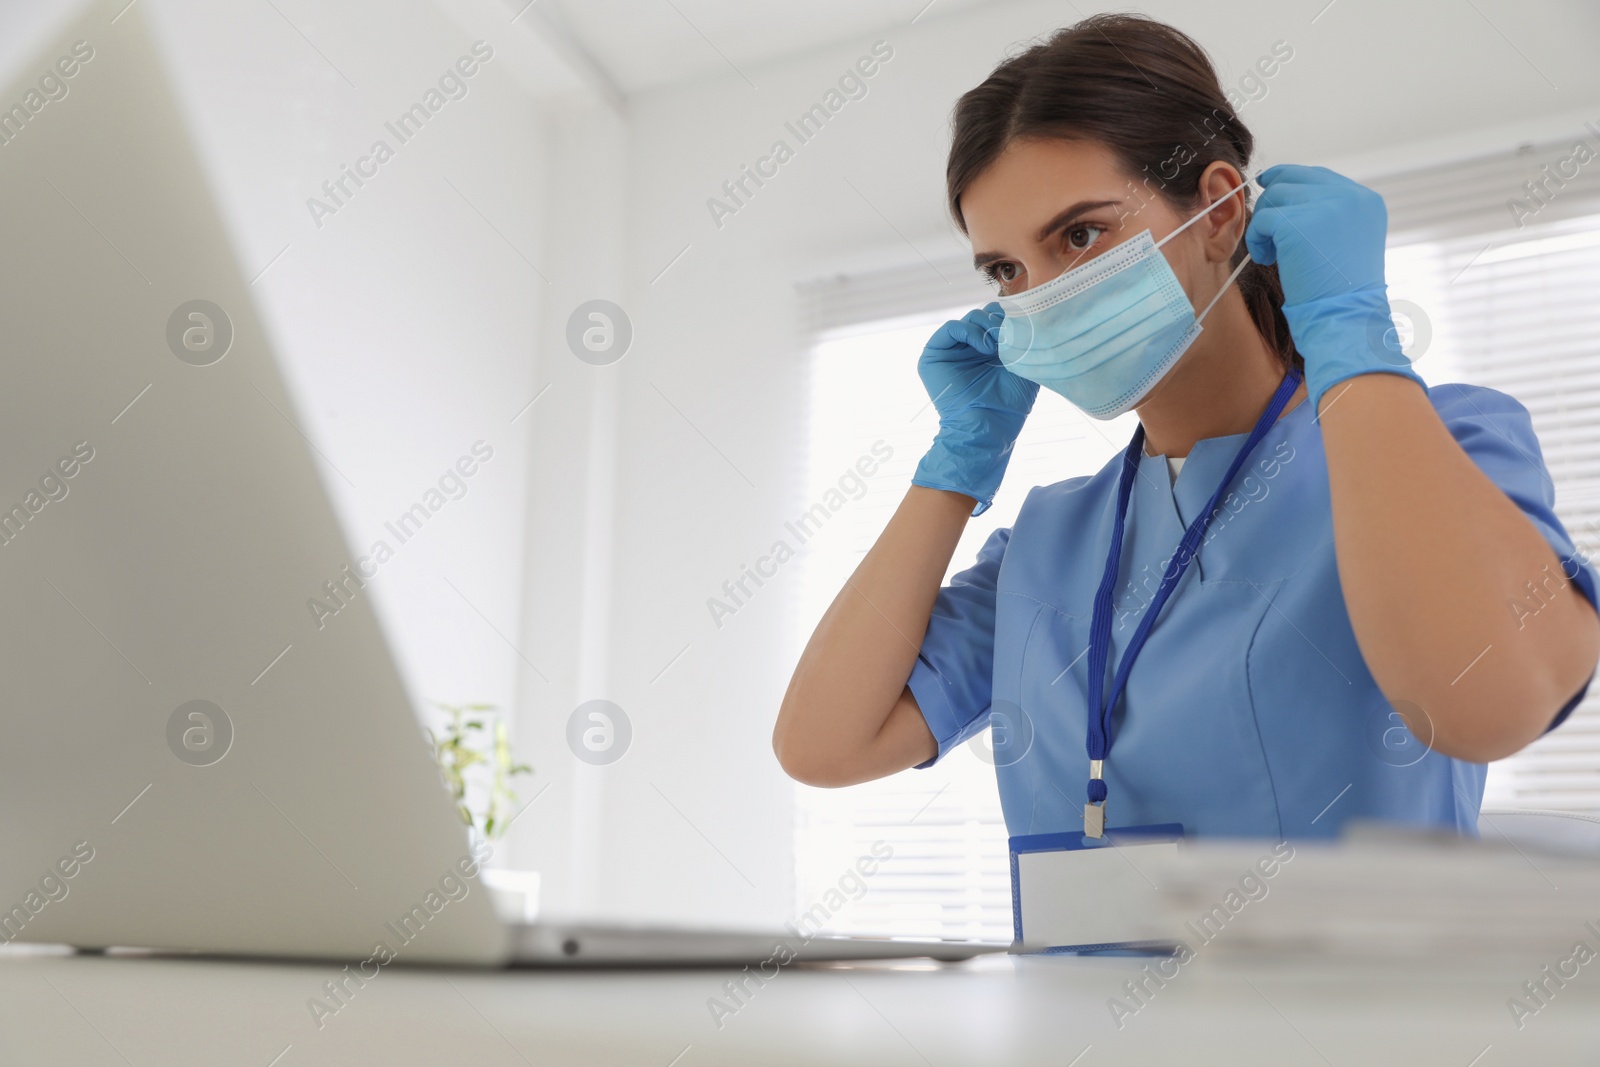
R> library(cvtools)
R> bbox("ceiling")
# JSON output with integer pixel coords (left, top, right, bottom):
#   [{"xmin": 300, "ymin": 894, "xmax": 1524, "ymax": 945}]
[{"xmin": 513, "ymin": 0, "xmax": 997, "ymax": 97}]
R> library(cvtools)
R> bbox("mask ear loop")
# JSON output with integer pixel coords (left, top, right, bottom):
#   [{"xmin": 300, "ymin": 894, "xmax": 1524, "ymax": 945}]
[
  {"xmin": 1195, "ymin": 252, "xmax": 1253, "ymax": 325},
  {"xmin": 1153, "ymin": 176, "xmax": 1254, "ymax": 250},
  {"xmin": 1154, "ymin": 174, "xmax": 1257, "ymax": 324}
]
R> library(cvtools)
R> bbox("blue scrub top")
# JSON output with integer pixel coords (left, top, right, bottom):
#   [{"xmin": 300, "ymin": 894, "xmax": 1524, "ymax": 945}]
[{"xmin": 906, "ymin": 381, "xmax": 1600, "ymax": 840}]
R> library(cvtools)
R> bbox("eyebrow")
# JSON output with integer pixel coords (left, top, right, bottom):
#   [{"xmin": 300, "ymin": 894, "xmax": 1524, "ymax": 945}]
[{"xmin": 971, "ymin": 199, "xmax": 1124, "ymax": 271}]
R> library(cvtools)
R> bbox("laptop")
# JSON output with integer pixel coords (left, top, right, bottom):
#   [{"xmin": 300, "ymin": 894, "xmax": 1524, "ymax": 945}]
[{"xmin": 0, "ymin": 0, "xmax": 1001, "ymax": 967}]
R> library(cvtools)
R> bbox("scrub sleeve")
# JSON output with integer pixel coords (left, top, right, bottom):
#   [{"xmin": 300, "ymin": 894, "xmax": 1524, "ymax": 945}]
[
  {"xmin": 1434, "ymin": 383, "xmax": 1600, "ymax": 731},
  {"xmin": 904, "ymin": 526, "xmax": 1010, "ymax": 768}
]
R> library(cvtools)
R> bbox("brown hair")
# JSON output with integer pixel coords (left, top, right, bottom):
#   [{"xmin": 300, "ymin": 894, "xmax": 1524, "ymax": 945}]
[{"xmin": 945, "ymin": 13, "xmax": 1300, "ymax": 371}]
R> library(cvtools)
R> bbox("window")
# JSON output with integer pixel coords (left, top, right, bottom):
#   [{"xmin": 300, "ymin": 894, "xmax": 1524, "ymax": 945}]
[{"xmin": 788, "ymin": 135, "xmax": 1600, "ymax": 937}]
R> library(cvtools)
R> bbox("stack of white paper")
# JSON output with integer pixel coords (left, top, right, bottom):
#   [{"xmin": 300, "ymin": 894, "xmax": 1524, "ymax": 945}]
[{"xmin": 1132, "ymin": 823, "xmax": 1600, "ymax": 960}]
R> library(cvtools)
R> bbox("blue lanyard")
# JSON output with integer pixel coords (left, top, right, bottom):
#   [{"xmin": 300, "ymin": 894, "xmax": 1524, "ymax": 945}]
[{"xmin": 1082, "ymin": 367, "xmax": 1302, "ymax": 836}]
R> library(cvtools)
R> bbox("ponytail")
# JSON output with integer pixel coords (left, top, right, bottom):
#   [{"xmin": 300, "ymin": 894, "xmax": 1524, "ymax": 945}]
[{"xmin": 1235, "ymin": 247, "xmax": 1302, "ymax": 373}]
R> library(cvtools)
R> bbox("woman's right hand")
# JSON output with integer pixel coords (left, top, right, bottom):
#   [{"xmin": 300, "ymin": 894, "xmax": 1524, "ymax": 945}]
[{"xmin": 911, "ymin": 302, "xmax": 1039, "ymax": 515}]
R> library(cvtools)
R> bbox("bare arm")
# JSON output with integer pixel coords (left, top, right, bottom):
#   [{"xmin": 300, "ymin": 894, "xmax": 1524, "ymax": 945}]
[
  {"xmin": 1320, "ymin": 374, "xmax": 1600, "ymax": 761},
  {"xmin": 772, "ymin": 486, "xmax": 974, "ymax": 787}
]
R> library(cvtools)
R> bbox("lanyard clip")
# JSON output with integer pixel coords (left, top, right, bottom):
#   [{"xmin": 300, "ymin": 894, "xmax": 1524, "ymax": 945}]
[{"xmin": 1085, "ymin": 759, "xmax": 1105, "ymax": 838}]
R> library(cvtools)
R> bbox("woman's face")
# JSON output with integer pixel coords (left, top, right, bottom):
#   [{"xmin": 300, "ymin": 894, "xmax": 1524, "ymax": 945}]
[{"xmin": 962, "ymin": 137, "xmax": 1232, "ymax": 300}]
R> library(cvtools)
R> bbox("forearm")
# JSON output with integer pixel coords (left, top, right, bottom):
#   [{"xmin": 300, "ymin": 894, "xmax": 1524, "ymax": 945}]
[
  {"xmin": 1318, "ymin": 373, "xmax": 1600, "ymax": 760},
  {"xmin": 773, "ymin": 485, "xmax": 973, "ymax": 783}
]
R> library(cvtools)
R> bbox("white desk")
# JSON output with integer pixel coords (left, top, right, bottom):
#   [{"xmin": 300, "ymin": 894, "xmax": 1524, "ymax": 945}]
[{"xmin": 1, "ymin": 947, "xmax": 1595, "ymax": 1065}]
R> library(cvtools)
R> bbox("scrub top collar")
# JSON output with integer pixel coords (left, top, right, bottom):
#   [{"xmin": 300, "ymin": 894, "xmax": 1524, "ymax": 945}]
[
  {"xmin": 1152, "ymin": 387, "xmax": 1309, "ymax": 511},
  {"xmin": 1133, "ymin": 383, "xmax": 1312, "ymax": 580}
]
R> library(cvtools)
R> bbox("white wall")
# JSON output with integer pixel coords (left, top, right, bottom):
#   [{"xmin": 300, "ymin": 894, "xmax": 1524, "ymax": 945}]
[
  {"xmin": 114, "ymin": 0, "xmax": 636, "ymax": 923},
  {"xmin": 136, "ymin": 0, "xmax": 549, "ymax": 786}
]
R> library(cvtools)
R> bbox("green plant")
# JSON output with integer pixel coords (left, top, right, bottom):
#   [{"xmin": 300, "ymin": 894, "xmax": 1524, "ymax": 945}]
[{"xmin": 427, "ymin": 702, "xmax": 533, "ymax": 840}]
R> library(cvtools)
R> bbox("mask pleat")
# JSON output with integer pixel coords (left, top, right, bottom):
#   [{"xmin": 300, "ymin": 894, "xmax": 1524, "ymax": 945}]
[{"xmin": 995, "ymin": 236, "xmax": 1205, "ymax": 418}]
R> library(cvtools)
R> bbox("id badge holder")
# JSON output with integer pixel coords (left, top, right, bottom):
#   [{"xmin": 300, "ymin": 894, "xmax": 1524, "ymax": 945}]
[{"xmin": 1009, "ymin": 823, "xmax": 1185, "ymax": 954}]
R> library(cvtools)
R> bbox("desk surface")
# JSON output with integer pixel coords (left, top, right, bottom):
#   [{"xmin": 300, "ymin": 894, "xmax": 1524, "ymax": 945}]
[{"xmin": 1, "ymin": 946, "xmax": 1596, "ymax": 1065}]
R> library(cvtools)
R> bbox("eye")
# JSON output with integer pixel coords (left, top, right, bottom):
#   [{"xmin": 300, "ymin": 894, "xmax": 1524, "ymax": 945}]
[
  {"xmin": 1066, "ymin": 224, "xmax": 1106, "ymax": 253},
  {"xmin": 981, "ymin": 261, "xmax": 1020, "ymax": 290}
]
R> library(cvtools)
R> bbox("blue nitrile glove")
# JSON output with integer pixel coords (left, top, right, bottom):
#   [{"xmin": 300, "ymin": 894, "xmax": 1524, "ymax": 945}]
[
  {"xmin": 1245, "ymin": 164, "xmax": 1427, "ymax": 409},
  {"xmin": 911, "ymin": 303, "xmax": 1039, "ymax": 516}
]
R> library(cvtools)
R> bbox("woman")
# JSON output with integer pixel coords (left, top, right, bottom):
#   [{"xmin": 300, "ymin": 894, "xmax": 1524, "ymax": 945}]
[{"xmin": 772, "ymin": 14, "xmax": 1600, "ymax": 840}]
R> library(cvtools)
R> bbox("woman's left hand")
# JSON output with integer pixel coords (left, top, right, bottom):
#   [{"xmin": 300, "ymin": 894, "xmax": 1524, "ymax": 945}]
[{"xmin": 1245, "ymin": 164, "xmax": 1426, "ymax": 408}]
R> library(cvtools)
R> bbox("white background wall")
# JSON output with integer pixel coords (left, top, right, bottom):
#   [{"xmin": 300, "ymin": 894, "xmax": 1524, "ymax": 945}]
[{"xmin": 5, "ymin": 0, "xmax": 1597, "ymax": 929}]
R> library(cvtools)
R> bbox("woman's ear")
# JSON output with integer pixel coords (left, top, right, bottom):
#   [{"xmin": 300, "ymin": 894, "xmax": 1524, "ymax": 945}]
[{"xmin": 1196, "ymin": 161, "xmax": 1249, "ymax": 264}]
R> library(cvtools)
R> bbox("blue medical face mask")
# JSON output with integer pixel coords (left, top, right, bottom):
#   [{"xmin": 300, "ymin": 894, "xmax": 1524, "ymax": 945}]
[{"xmin": 995, "ymin": 184, "xmax": 1253, "ymax": 420}]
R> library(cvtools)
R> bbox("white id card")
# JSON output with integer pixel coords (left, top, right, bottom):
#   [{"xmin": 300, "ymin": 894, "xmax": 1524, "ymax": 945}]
[{"xmin": 1010, "ymin": 824, "xmax": 1186, "ymax": 953}]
